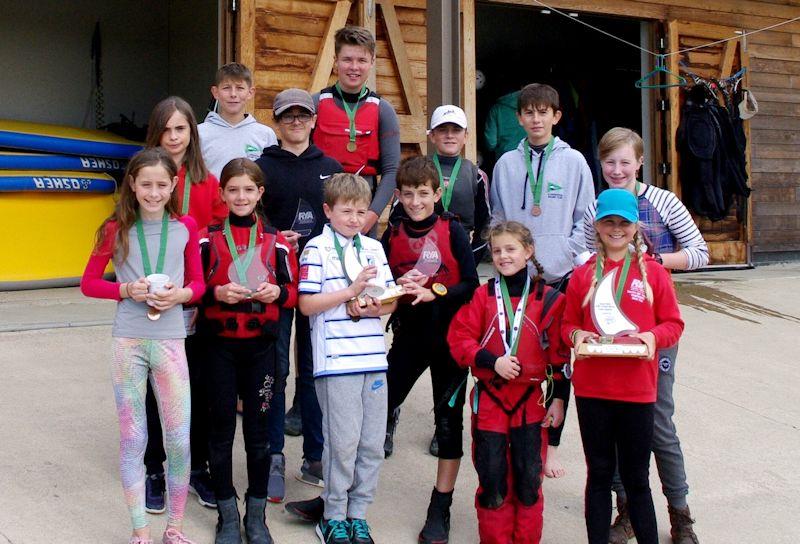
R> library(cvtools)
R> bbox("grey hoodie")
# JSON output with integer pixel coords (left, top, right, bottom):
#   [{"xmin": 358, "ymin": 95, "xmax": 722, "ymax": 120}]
[
  {"xmin": 198, "ymin": 112, "xmax": 277, "ymax": 178},
  {"xmin": 490, "ymin": 136, "xmax": 595, "ymax": 283}
]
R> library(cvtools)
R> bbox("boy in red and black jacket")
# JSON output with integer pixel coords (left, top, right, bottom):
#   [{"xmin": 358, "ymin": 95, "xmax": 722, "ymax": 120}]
[{"xmin": 381, "ymin": 156, "xmax": 479, "ymax": 544}]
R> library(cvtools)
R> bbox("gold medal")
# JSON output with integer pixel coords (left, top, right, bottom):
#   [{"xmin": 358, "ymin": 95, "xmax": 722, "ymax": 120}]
[
  {"xmin": 531, "ymin": 204, "xmax": 542, "ymax": 217},
  {"xmin": 431, "ymin": 283, "xmax": 448, "ymax": 297},
  {"xmin": 347, "ymin": 141, "xmax": 357, "ymax": 152},
  {"xmin": 147, "ymin": 308, "xmax": 161, "ymax": 321}
]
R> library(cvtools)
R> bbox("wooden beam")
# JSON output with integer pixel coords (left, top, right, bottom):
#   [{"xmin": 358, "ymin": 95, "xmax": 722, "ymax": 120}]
[
  {"xmin": 667, "ymin": 20, "xmax": 681, "ymax": 198},
  {"xmin": 462, "ymin": 0, "xmax": 477, "ymax": 163},
  {"xmin": 308, "ymin": 1, "xmax": 352, "ymax": 93},
  {"xmin": 240, "ymin": 0, "xmax": 256, "ymax": 114},
  {"xmin": 359, "ymin": 0, "xmax": 378, "ymax": 91},
  {"xmin": 720, "ymin": 40, "xmax": 738, "ymax": 79}
]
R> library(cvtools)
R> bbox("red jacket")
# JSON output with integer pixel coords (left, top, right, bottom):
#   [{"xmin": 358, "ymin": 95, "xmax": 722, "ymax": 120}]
[
  {"xmin": 448, "ymin": 278, "xmax": 568, "ymax": 412},
  {"xmin": 562, "ymin": 254, "xmax": 684, "ymax": 403},
  {"xmin": 176, "ymin": 165, "xmax": 228, "ymax": 231}
]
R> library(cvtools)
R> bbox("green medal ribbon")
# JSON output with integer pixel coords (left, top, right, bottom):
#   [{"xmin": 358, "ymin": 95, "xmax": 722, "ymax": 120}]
[
  {"xmin": 433, "ymin": 154, "xmax": 462, "ymax": 212},
  {"xmin": 223, "ymin": 216, "xmax": 258, "ymax": 285},
  {"xmin": 135, "ymin": 211, "xmax": 170, "ymax": 276},
  {"xmin": 523, "ymin": 137, "xmax": 554, "ymax": 211},
  {"xmin": 499, "ymin": 275, "xmax": 531, "ymax": 356},
  {"xmin": 335, "ymin": 83, "xmax": 369, "ymax": 147},
  {"xmin": 181, "ymin": 169, "xmax": 192, "ymax": 216},
  {"xmin": 595, "ymin": 252, "xmax": 632, "ymax": 305},
  {"xmin": 332, "ymin": 229, "xmax": 362, "ymax": 285}
]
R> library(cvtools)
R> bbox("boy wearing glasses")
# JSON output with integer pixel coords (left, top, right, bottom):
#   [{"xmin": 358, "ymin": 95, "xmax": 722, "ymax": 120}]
[{"xmin": 256, "ymin": 88, "xmax": 342, "ymax": 503}]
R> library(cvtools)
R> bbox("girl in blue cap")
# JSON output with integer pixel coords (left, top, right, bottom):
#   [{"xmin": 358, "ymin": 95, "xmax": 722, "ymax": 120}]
[{"xmin": 563, "ymin": 188, "xmax": 685, "ymax": 544}]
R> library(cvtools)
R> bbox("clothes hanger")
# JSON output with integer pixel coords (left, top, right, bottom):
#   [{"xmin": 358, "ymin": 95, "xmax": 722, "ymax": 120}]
[{"xmin": 635, "ymin": 55, "xmax": 688, "ymax": 89}]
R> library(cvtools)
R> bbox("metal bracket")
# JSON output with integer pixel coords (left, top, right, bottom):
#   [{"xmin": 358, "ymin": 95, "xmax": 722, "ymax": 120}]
[
  {"xmin": 659, "ymin": 162, "xmax": 672, "ymax": 175},
  {"xmin": 657, "ymin": 99, "xmax": 670, "ymax": 111},
  {"xmin": 230, "ymin": 0, "xmax": 237, "ymax": 13}
]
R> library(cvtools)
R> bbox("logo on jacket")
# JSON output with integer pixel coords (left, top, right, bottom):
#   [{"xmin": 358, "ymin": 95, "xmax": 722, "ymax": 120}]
[
  {"xmin": 371, "ymin": 379, "xmax": 385, "ymax": 391},
  {"xmin": 546, "ymin": 181, "xmax": 563, "ymax": 199},
  {"xmin": 628, "ymin": 279, "xmax": 646, "ymax": 302},
  {"xmin": 659, "ymin": 355, "xmax": 672, "ymax": 373},
  {"xmin": 245, "ymin": 144, "xmax": 260, "ymax": 154}
]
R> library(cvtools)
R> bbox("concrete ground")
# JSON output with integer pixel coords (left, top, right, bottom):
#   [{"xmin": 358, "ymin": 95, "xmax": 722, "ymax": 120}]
[{"xmin": 1, "ymin": 263, "xmax": 799, "ymax": 543}]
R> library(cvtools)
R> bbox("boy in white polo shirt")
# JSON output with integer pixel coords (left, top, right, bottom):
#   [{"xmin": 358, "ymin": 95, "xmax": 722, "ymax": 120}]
[{"xmin": 298, "ymin": 173, "xmax": 397, "ymax": 544}]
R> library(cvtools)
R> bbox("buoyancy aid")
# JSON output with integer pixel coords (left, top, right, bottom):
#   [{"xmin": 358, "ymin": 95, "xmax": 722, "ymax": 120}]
[
  {"xmin": 314, "ymin": 86, "xmax": 381, "ymax": 176},
  {"xmin": 201, "ymin": 221, "xmax": 286, "ymax": 339},
  {"xmin": 387, "ymin": 215, "xmax": 461, "ymax": 289},
  {"xmin": 473, "ymin": 279, "xmax": 563, "ymax": 412}
]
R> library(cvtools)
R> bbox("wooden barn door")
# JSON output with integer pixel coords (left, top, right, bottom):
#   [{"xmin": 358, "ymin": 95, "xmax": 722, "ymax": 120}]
[
  {"xmin": 665, "ymin": 21, "xmax": 752, "ymax": 266},
  {"xmin": 231, "ymin": 0, "xmax": 428, "ymax": 156}
]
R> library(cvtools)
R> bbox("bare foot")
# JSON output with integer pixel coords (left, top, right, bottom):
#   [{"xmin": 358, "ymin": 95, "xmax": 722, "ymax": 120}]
[{"xmin": 544, "ymin": 445, "xmax": 566, "ymax": 478}]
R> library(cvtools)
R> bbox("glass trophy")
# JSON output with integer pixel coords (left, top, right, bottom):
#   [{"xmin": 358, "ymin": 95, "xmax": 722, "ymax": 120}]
[
  {"xmin": 290, "ymin": 199, "xmax": 316, "ymax": 238},
  {"xmin": 227, "ymin": 242, "xmax": 276, "ymax": 296},
  {"xmin": 413, "ymin": 236, "xmax": 443, "ymax": 279},
  {"xmin": 577, "ymin": 267, "xmax": 650, "ymax": 358}
]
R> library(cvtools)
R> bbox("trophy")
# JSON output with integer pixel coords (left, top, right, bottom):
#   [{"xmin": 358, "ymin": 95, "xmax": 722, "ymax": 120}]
[
  {"xmin": 340, "ymin": 242, "xmax": 404, "ymax": 305},
  {"xmin": 576, "ymin": 267, "xmax": 650, "ymax": 358},
  {"xmin": 413, "ymin": 236, "xmax": 443, "ymax": 278},
  {"xmin": 290, "ymin": 199, "xmax": 316, "ymax": 238},
  {"xmin": 227, "ymin": 241, "xmax": 276, "ymax": 297}
]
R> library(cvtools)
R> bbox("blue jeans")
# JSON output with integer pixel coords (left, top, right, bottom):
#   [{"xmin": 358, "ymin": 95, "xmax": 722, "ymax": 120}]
[{"xmin": 274, "ymin": 307, "xmax": 323, "ymax": 461}]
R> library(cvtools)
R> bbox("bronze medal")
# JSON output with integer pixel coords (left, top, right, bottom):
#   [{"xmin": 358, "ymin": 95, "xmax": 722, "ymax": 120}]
[
  {"xmin": 347, "ymin": 141, "xmax": 357, "ymax": 152},
  {"xmin": 531, "ymin": 204, "xmax": 542, "ymax": 217},
  {"xmin": 147, "ymin": 308, "xmax": 161, "ymax": 321}
]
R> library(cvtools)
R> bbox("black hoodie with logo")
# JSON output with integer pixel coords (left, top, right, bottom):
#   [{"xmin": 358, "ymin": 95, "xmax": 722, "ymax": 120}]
[{"xmin": 256, "ymin": 144, "xmax": 342, "ymax": 250}]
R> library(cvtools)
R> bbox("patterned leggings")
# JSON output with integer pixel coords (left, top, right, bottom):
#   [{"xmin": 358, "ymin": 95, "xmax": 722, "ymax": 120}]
[{"xmin": 111, "ymin": 338, "xmax": 191, "ymax": 529}]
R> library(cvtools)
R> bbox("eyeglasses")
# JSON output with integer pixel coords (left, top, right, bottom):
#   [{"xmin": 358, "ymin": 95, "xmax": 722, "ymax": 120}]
[{"xmin": 279, "ymin": 113, "xmax": 313, "ymax": 124}]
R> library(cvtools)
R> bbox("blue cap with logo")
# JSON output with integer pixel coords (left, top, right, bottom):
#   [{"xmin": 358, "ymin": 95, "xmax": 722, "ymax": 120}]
[{"xmin": 595, "ymin": 188, "xmax": 639, "ymax": 223}]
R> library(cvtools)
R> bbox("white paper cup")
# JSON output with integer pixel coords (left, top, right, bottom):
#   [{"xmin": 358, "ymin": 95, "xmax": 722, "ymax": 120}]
[{"xmin": 146, "ymin": 273, "xmax": 170, "ymax": 307}]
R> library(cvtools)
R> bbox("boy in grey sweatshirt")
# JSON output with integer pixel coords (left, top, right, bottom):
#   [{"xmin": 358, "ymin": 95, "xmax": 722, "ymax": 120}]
[
  {"xmin": 490, "ymin": 83, "xmax": 595, "ymax": 285},
  {"xmin": 198, "ymin": 63, "xmax": 277, "ymax": 178}
]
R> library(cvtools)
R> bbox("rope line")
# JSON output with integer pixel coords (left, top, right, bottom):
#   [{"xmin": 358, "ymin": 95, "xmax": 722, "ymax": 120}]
[{"xmin": 528, "ymin": 0, "xmax": 800, "ymax": 59}]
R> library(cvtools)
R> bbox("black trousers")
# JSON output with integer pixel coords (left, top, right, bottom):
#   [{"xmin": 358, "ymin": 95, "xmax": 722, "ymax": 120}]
[
  {"xmin": 546, "ymin": 273, "xmax": 572, "ymax": 447},
  {"xmin": 387, "ymin": 328, "xmax": 467, "ymax": 459},
  {"xmin": 144, "ymin": 333, "xmax": 209, "ymax": 474},
  {"xmin": 207, "ymin": 336, "xmax": 277, "ymax": 500},
  {"xmin": 576, "ymin": 397, "xmax": 657, "ymax": 544}
]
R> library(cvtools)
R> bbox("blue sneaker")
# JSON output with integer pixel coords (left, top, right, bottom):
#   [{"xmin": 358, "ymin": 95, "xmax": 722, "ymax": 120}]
[
  {"xmin": 349, "ymin": 518, "xmax": 375, "ymax": 544},
  {"xmin": 189, "ymin": 469, "xmax": 217, "ymax": 508},
  {"xmin": 315, "ymin": 518, "xmax": 350, "ymax": 544},
  {"xmin": 145, "ymin": 472, "xmax": 166, "ymax": 514}
]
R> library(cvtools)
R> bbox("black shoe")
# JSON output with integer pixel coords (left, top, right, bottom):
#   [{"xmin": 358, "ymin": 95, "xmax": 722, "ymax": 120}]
[
  {"xmin": 145, "ymin": 472, "xmax": 166, "ymax": 514},
  {"xmin": 284, "ymin": 403, "xmax": 302, "ymax": 437},
  {"xmin": 189, "ymin": 469, "xmax": 217, "ymax": 508},
  {"xmin": 215, "ymin": 496, "xmax": 243, "ymax": 544},
  {"xmin": 296, "ymin": 459, "xmax": 324, "ymax": 487},
  {"xmin": 384, "ymin": 407, "xmax": 401, "ymax": 458},
  {"xmin": 285, "ymin": 496, "xmax": 324, "ymax": 523},
  {"xmin": 315, "ymin": 518, "xmax": 350, "ymax": 544},
  {"xmin": 428, "ymin": 434, "xmax": 439, "ymax": 457},
  {"xmin": 349, "ymin": 518, "xmax": 375, "ymax": 544},
  {"xmin": 418, "ymin": 488, "xmax": 452, "ymax": 544},
  {"xmin": 243, "ymin": 494, "xmax": 273, "ymax": 544}
]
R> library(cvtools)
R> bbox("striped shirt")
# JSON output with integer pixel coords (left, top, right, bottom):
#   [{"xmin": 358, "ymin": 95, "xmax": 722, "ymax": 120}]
[
  {"xmin": 299, "ymin": 224, "xmax": 396, "ymax": 377},
  {"xmin": 583, "ymin": 184, "xmax": 709, "ymax": 270}
]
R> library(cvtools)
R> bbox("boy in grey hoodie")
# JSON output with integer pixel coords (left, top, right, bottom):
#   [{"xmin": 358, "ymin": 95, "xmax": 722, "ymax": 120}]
[
  {"xmin": 490, "ymin": 83, "xmax": 595, "ymax": 480},
  {"xmin": 198, "ymin": 63, "xmax": 277, "ymax": 178}
]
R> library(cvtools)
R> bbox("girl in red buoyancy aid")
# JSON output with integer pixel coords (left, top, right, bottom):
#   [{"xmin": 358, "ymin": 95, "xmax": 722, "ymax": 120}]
[
  {"xmin": 198, "ymin": 158, "xmax": 297, "ymax": 544},
  {"xmin": 448, "ymin": 221, "xmax": 570, "ymax": 544}
]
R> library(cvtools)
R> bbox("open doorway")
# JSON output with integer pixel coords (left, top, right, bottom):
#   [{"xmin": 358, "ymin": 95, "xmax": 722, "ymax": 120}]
[{"xmin": 474, "ymin": 2, "xmax": 650, "ymax": 192}]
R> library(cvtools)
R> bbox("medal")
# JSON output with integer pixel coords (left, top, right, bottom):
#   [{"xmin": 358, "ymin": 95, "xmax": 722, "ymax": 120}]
[
  {"xmin": 146, "ymin": 310, "xmax": 161, "ymax": 321},
  {"xmin": 347, "ymin": 141, "xmax": 357, "ymax": 152},
  {"xmin": 336, "ymin": 83, "xmax": 368, "ymax": 158},
  {"xmin": 495, "ymin": 274, "xmax": 531, "ymax": 357},
  {"xmin": 523, "ymin": 138, "xmax": 554, "ymax": 216},
  {"xmin": 181, "ymin": 169, "xmax": 192, "ymax": 215},
  {"xmin": 433, "ymin": 154, "xmax": 462, "ymax": 212},
  {"xmin": 136, "ymin": 211, "xmax": 170, "ymax": 321}
]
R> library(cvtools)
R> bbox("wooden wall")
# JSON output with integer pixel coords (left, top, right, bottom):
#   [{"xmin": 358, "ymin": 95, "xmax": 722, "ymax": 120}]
[{"xmin": 485, "ymin": 0, "xmax": 800, "ymax": 258}]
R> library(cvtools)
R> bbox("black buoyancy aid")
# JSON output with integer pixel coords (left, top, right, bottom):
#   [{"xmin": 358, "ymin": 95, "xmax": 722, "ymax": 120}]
[
  {"xmin": 437, "ymin": 158, "xmax": 480, "ymax": 231},
  {"xmin": 677, "ymin": 84, "xmax": 751, "ymax": 221},
  {"xmin": 387, "ymin": 215, "xmax": 461, "ymax": 289},
  {"xmin": 202, "ymin": 222, "xmax": 284, "ymax": 339},
  {"xmin": 314, "ymin": 86, "xmax": 381, "ymax": 176}
]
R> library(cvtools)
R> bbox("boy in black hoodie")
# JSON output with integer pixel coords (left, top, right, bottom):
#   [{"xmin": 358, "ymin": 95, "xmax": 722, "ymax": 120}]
[{"xmin": 256, "ymin": 88, "xmax": 342, "ymax": 503}]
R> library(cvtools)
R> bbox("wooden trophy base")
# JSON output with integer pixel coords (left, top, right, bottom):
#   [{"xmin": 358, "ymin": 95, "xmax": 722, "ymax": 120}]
[
  {"xmin": 359, "ymin": 285, "xmax": 405, "ymax": 307},
  {"xmin": 577, "ymin": 336, "xmax": 649, "ymax": 358}
]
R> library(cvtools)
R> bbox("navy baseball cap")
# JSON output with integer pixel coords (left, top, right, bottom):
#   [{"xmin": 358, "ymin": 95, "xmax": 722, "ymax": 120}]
[{"xmin": 595, "ymin": 188, "xmax": 639, "ymax": 223}]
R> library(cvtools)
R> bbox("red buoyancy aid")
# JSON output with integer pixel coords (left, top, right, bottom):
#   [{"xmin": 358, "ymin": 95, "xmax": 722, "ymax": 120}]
[
  {"xmin": 472, "ymin": 280, "xmax": 564, "ymax": 400},
  {"xmin": 387, "ymin": 216, "xmax": 461, "ymax": 290},
  {"xmin": 202, "ymin": 222, "xmax": 283, "ymax": 339},
  {"xmin": 314, "ymin": 87, "xmax": 381, "ymax": 176}
]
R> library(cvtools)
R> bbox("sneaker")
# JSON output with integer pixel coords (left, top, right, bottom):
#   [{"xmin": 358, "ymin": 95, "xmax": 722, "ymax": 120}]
[
  {"xmin": 145, "ymin": 472, "xmax": 166, "ymax": 514},
  {"xmin": 296, "ymin": 459, "xmax": 324, "ymax": 487},
  {"xmin": 316, "ymin": 518, "xmax": 350, "ymax": 544},
  {"xmin": 267, "ymin": 453, "xmax": 285, "ymax": 503},
  {"xmin": 284, "ymin": 403, "xmax": 302, "ymax": 437},
  {"xmin": 162, "ymin": 527, "xmax": 195, "ymax": 544},
  {"xmin": 349, "ymin": 518, "xmax": 375, "ymax": 544},
  {"xmin": 189, "ymin": 469, "xmax": 217, "ymax": 508},
  {"xmin": 285, "ymin": 496, "xmax": 324, "ymax": 523},
  {"xmin": 384, "ymin": 407, "xmax": 401, "ymax": 458}
]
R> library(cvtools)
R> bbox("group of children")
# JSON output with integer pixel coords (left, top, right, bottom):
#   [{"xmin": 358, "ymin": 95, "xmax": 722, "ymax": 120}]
[{"xmin": 80, "ymin": 23, "xmax": 705, "ymax": 544}]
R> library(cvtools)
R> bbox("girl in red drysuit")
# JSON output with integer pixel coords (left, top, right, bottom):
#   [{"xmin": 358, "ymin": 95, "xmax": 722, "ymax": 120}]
[{"xmin": 448, "ymin": 221, "xmax": 569, "ymax": 544}]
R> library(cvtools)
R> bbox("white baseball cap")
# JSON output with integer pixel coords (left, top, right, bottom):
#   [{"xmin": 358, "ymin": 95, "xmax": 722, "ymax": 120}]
[{"xmin": 429, "ymin": 105, "xmax": 468, "ymax": 131}]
